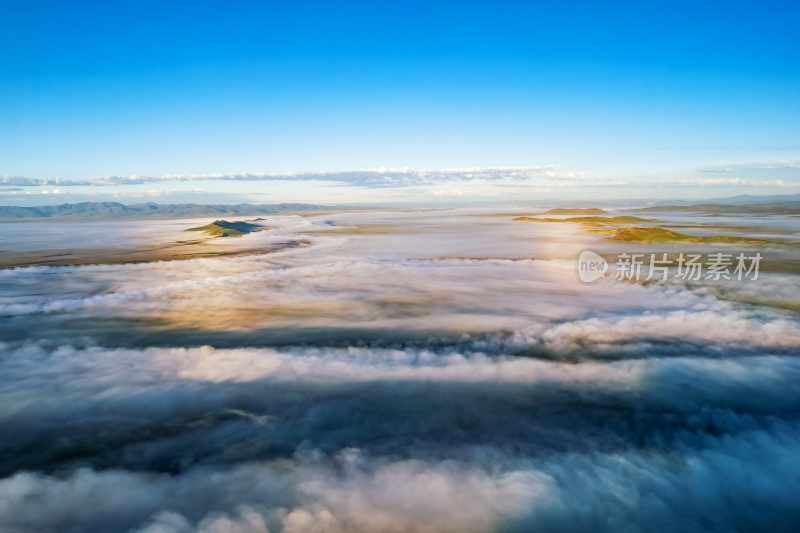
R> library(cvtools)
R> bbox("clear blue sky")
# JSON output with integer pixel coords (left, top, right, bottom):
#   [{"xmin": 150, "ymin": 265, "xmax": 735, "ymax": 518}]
[{"xmin": 2, "ymin": 1, "xmax": 799, "ymax": 191}]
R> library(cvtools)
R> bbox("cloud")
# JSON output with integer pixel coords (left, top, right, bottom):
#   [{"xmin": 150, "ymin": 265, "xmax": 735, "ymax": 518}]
[
  {"xmin": 1, "ymin": 338, "xmax": 799, "ymax": 490},
  {"xmin": 698, "ymin": 178, "xmax": 791, "ymax": 187},
  {"xmin": 701, "ymin": 161, "xmax": 800, "ymax": 173},
  {"xmin": 3, "ymin": 208, "xmax": 800, "ymax": 532},
  {"xmin": 2, "ymin": 421, "xmax": 800, "ymax": 533},
  {"xmin": 0, "ymin": 454, "xmax": 544, "ymax": 533},
  {"xmin": 695, "ymin": 161, "xmax": 800, "ymax": 185},
  {"xmin": 0, "ymin": 176, "xmax": 93, "ymax": 187},
  {"xmin": 2, "ymin": 167, "xmax": 591, "ymax": 190},
  {"xmin": 524, "ymin": 309, "xmax": 800, "ymax": 354},
  {"xmin": 2, "ymin": 250, "xmax": 798, "ymax": 359}
]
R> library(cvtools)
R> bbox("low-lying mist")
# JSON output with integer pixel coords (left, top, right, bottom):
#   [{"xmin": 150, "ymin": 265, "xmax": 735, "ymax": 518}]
[{"xmin": 1, "ymin": 208, "xmax": 799, "ymax": 532}]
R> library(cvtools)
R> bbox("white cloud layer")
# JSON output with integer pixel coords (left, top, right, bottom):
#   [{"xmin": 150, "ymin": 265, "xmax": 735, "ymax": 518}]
[{"xmin": 2, "ymin": 208, "xmax": 800, "ymax": 532}]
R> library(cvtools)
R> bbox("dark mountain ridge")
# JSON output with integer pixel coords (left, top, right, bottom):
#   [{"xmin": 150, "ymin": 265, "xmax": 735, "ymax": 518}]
[{"xmin": 0, "ymin": 202, "xmax": 323, "ymax": 220}]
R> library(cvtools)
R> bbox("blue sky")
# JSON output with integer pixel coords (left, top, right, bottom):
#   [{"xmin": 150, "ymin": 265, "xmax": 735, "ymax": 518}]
[{"xmin": 2, "ymin": 0, "xmax": 799, "ymax": 203}]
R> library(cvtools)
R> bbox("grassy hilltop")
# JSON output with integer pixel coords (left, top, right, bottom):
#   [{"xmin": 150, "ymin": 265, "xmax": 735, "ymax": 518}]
[
  {"xmin": 541, "ymin": 208, "xmax": 608, "ymax": 215},
  {"xmin": 186, "ymin": 220, "xmax": 265, "ymax": 238}
]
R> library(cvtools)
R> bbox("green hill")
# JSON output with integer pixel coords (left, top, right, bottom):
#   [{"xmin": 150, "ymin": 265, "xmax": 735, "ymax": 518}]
[
  {"xmin": 186, "ymin": 220, "xmax": 265, "ymax": 238},
  {"xmin": 542, "ymin": 208, "xmax": 607, "ymax": 215},
  {"xmin": 514, "ymin": 215, "xmax": 650, "ymax": 224},
  {"xmin": 609, "ymin": 226, "xmax": 768, "ymax": 244}
]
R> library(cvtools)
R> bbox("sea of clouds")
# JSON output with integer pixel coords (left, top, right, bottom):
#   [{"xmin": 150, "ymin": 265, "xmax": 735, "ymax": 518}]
[{"xmin": 1, "ymin": 210, "xmax": 799, "ymax": 532}]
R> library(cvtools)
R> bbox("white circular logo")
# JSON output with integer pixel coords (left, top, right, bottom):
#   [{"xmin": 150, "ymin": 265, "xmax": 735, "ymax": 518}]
[{"xmin": 577, "ymin": 250, "xmax": 608, "ymax": 283}]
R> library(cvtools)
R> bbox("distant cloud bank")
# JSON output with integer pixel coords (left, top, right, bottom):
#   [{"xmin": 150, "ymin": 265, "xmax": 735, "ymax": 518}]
[{"xmin": 1, "ymin": 166, "xmax": 584, "ymax": 188}]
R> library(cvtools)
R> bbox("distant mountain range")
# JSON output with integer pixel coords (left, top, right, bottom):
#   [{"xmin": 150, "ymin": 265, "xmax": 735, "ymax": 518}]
[
  {"xmin": 705, "ymin": 193, "xmax": 800, "ymax": 205},
  {"xmin": 629, "ymin": 193, "xmax": 800, "ymax": 214},
  {"xmin": 633, "ymin": 199, "xmax": 800, "ymax": 215},
  {"xmin": 650, "ymin": 193, "xmax": 800, "ymax": 207},
  {"xmin": 0, "ymin": 202, "xmax": 323, "ymax": 220}
]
